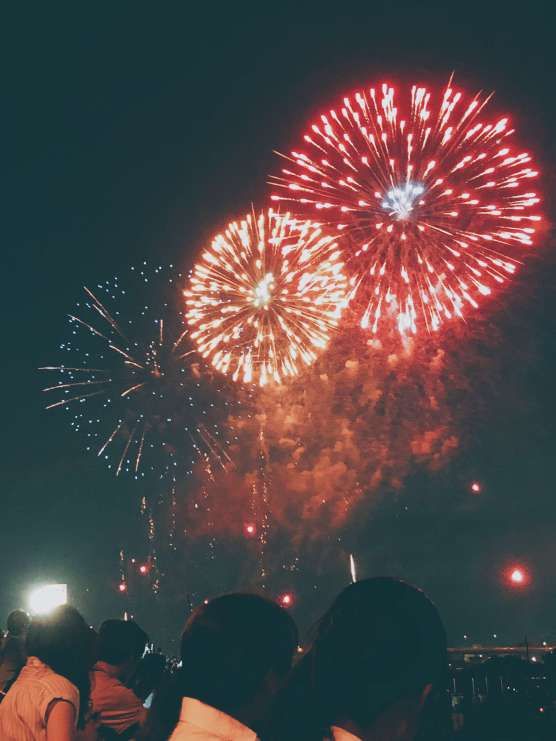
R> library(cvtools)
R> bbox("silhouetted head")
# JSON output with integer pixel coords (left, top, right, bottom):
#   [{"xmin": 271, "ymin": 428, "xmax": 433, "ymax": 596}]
[
  {"xmin": 6, "ymin": 609, "xmax": 30, "ymax": 637},
  {"xmin": 178, "ymin": 593, "xmax": 298, "ymax": 726},
  {"xmin": 312, "ymin": 578, "xmax": 447, "ymax": 739},
  {"xmin": 26, "ymin": 605, "xmax": 93, "ymax": 727},
  {"xmin": 97, "ymin": 619, "xmax": 148, "ymax": 678}
]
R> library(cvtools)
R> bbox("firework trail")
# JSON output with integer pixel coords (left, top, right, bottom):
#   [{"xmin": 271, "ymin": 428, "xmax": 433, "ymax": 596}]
[
  {"xmin": 271, "ymin": 80, "xmax": 542, "ymax": 336},
  {"xmin": 41, "ymin": 262, "xmax": 232, "ymax": 478},
  {"xmin": 185, "ymin": 208, "xmax": 348, "ymax": 386},
  {"xmin": 349, "ymin": 553, "xmax": 358, "ymax": 583}
]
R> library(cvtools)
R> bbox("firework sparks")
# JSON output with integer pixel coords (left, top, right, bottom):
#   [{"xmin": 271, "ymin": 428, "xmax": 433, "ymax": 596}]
[
  {"xmin": 41, "ymin": 262, "xmax": 230, "ymax": 478},
  {"xmin": 184, "ymin": 209, "xmax": 348, "ymax": 386},
  {"xmin": 271, "ymin": 80, "xmax": 542, "ymax": 335}
]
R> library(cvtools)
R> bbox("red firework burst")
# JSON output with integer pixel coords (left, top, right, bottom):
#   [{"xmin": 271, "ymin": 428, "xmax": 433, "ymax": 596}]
[{"xmin": 271, "ymin": 80, "xmax": 542, "ymax": 336}]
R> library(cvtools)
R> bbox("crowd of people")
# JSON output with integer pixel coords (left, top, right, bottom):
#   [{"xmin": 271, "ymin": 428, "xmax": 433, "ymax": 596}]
[{"xmin": 0, "ymin": 578, "xmax": 450, "ymax": 740}]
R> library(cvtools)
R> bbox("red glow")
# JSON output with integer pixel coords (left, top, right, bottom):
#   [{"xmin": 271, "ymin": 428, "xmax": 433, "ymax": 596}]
[
  {"xmin": 118, "ymin": 582, "xmax": 127, "ymax": 593},
  {"xmin": 244, "ymin": 522, "xmax": 257, "ymax": 537},
  {"xmin": 511, "ymin": 568, "xmax": 524, "ymax": 583},
  {"xmin": 279, "ymin": 592, "xmax": 294, "ymax": 608},
  {"xmin": 507, "ymin": 566, "xmax": 530, "ymax": 587},
  {"xmin": 139, "ymin": 564, "xmax": 149, "ymax": 575},
  {"xmin": 470, "ymin": 481, "xmax": 482, "ymax": 494}
]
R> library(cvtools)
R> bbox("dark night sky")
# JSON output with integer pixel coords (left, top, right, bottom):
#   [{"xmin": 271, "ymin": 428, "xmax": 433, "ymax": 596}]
[{"xmin": 3, "ymin": 3, "xmax": 556, "ymax": 649}]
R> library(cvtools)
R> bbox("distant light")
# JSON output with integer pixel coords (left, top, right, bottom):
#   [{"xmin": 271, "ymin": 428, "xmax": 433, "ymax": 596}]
[
  {"xmin": 509, "ymin": 567, "xmax": 528, "ymax": 586},
  {"xmin": 118, "ymin": 582, "xmax": 127, "ymax": 593},
  {"xmin": 470, "ymin": 481, "xmax": 482, "ymax": 494},
  {"xmin": 493, "ymin": 633, "xmax": 498, "ymax": 639},
  {"xmin": 28, "ymin": 584, "xmax": 67, "ymax": 615},
  {"xmin": 539, "ymin": 706, "xmax": 545, "ymax": 713},
  {"xmin": 542, "ymin": 641, "xmax": 547, "ymax": 647},
  {"xmin": 244, "ymin": 522, "xmax": 256, "ymax": 537},
  {"xmin": 531, "ymin": 656, "xmax": 538, "ymax": 662},
  {"xmin": 139, "ymin": 564, "xmax": 149, "ymax": 575},
  {"xmin": 279, "ymin": 592, "xmax": 294, "ymax": 608}
]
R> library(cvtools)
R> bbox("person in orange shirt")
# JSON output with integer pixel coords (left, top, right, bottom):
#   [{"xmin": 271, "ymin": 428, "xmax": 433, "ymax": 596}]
[
  {"xmin": 88, "ymin": 619, "xmax": 149, "ymax": 738},
  {"xmin": 0, "ymin": 605, "xmax": 92, "ymax": 741}
]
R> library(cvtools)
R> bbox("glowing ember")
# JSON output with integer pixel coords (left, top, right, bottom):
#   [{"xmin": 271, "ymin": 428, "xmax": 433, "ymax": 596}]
[
  {"xmin": 118, "ymin": 582, "xmax": 127, "ymax": 593},
  {"xmin": 470, "ymin": 481, "xmax": 482, "ymax": 493},
  {"xmin": 185, "ymin": 209, "xmax": 348, "ymax": 386},
  {"xmin": 139, "ymin": 564, "xmax": 149, "ymax": 575},
  {"xmin": 279, "ymin": 592, "xmax": 294, "ymax": 607},
  {"xmin": 271, "ymin": 80, "xmax": 542, "ymax": 336},
  {"xmin": 509, "ymin": 567, "xmax": 528, "ymax": 585},
  {"xmin": 244, "ymin": 522, "xmax": 257, "ymax": 537}
]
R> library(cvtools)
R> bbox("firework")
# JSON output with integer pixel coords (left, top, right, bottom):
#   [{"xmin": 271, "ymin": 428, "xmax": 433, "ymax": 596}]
[
  {"xmin": 508, "ymin": 566, "xmax": 529, "ymax": 587},
  {"xmin": 271, "ymin": 80, "xmax": 542, "ymax": 335},
  {"xmin": 41, "ymin": 262, "xmax": 230, "ymax": 478},
  {"xmin": 184, "ymin": 209, "xmax": 348, "ymax": 386}
]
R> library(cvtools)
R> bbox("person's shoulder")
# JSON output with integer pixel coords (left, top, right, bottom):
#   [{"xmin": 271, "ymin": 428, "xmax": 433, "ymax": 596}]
[
  {"xmin": 37, "ymin": 664, "xmax": 79, "ymax": 705},
  {"xmin": 91, "ymin": 672, "xmax": 142, "ymax": 710}
]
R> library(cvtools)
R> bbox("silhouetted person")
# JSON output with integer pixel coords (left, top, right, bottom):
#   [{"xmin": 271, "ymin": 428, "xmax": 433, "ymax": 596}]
[
  {"xmin": 0, "ymin": 605, "xmax": 92, "ymax": 740},
  {"xmin": 166, "ymin": 593, "xmax": 298, "ymax": 740},
  {"xmin": 321, "ymin": 578, "xmax": 449, "ymax": 741},
  {"xmin": 88, "ymin": 619, "xmax": 149, "ymax": 738},
  {"xmin": 270, "ymin": 578, "xmax": 449, "ymax": 741},
  {"xmin": 0, "ymin": 609, "xmax": 30, "ymax": 692},
  {"xmin": 129, "ymin": 651, "xmax": 169, "ymax": 706}
]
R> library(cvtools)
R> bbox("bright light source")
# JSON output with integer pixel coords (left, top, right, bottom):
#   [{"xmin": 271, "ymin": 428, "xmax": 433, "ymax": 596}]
[
  {"xmin": 278, "ymin": 592, "xmax": 294, "ymax": 608},
  {"xmin": 139, "ymin": 564, "xmax": 149, "ymax": 575},
  {"xmin": 243, "ymin": 523, "xmax": 257, "ymax": 538},
  {"xmin": 470, "ymin": 481, "xmax": 482, "ymax": 493},
  {"xmin": 509, "ymin": 567, "xmax": 527, "ymax": 585},
  {"xmin": 118, "ymin": 582, "xmax": 127, "ymax": 593},
  {"xmin": 28, "ymin": 584, "xmax": 67, "ymax": 615}
]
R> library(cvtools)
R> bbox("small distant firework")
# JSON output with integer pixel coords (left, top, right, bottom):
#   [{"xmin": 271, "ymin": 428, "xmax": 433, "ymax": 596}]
[
  {"xmin": 470, "ymin": 481, "xmax": 482, "ymax": 494},
  {"xmin": 185, "ymin": 209, "xmax": 348, "ymax": 386},
  {"xmin": 508, "ymin": 566, "xmax": 529, "ymax": 586},
  {"xmin": 244, "ymin": 522, "xmax": 257, "ymax": 538},
  {"xmin": 271, "ymin": 80, "xmax": 542, "ymax": 336},
  {"xmin": 41, "ymin": 262, "xmax": 230, "ymax": 478},
  {"xmin": 278, "ymin": 591, "xmax": 294, "ymax": 608}
]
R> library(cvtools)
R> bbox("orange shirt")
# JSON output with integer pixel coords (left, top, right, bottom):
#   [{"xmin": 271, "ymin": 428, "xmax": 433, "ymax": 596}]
[
  {"xmin": 89, "ymin": 661, "xmax": 146, "ymax": 734},
  {"xmin": 0, "ymin": 656, "xmax": 79, "ymax": 740}
]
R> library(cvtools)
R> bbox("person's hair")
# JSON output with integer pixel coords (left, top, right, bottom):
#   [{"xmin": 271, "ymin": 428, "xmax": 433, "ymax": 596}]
[
  {"xmin": 26, "ymin": 605, "xmax": 93, "ymax": 727},
  {"xmin": 312, "ymin": 578, "xmax": 448, "ymax": 733},
  {"xmin": 178, "ymin": 593, "xmax": 298, "ymax": 716},
  {"xmin": 6, "ymin": 609, "xmax": 30, "ymax": 637},
  {"xmin": 96, "ymin": 619, "xmax": 148, "ymax": 666}
]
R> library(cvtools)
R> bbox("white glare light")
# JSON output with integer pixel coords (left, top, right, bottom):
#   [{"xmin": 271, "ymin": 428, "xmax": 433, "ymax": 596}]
[
  {"xmin": 28, "ymin": 584, "xmax": 68, "ymax": 615},
  {"xmin": 382, "ymin": 182, "xmax": 424, "ymax": 220}
]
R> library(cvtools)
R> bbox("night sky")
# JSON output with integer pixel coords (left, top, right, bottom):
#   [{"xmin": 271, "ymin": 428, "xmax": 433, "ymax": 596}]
[{"xmin": 4, "ymin": 3, "xmax": 556, "ymax": 651}]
